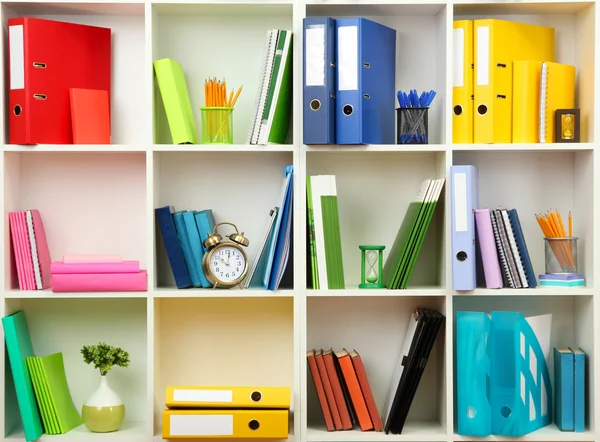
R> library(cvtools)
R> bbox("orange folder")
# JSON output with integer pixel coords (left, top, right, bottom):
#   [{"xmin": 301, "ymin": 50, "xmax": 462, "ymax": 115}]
[{"xmin": 69, "ymin": 88, "xmax": 110, "ymax": 144}]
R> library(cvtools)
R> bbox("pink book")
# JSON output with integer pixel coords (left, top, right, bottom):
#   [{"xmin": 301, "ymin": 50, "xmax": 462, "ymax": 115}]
[
  {"xmin": 62, "ymin": 254, "xmax": 123, "ymax": 264},
  {"xmin": 28, "ymin": 210, "xmax": 52, "ymax": 289},
  {"xmin": 51, "ymin": 271, "xmax": 147, "ymax": 292},
  {"xmin": 474, "ymin": 209, "xmax": 503, "ymax": 289},
  {"xmin": 51, "ymin": 261, "xmax": 140, "ymax": 274},
  {"xmin": 9, "ymin": 212, "xmax": 36, "ymax": 290}
]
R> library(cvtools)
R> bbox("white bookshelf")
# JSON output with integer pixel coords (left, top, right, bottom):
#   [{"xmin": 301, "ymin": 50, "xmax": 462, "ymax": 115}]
[{"xmin": 0, "ymin": 0, "xmax": 596, "ymax": 441}]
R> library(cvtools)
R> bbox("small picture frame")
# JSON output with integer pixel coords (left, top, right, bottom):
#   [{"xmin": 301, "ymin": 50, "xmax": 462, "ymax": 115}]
[{"xmin": 554, "ymin": 108, "xmax": 580, "ymax": 143}]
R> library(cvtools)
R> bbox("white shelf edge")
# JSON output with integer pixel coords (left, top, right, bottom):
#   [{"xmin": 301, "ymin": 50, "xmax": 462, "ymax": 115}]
[
  {"xmin": 152, "ymin": 144, "xmax": 294, "ymax": 152},
  {"xmin": 4, "ymin": 290, "xmax": 148, "ymax": 299},
  {"xmin": 306, "ymin": 421, "xmax": 446, "ymax": 441},
  {"xmin": 453, "ymin": 287, "xmax": 595, "ymax": 296},
  {"xmin": 452, "ymin": 142, "xmax": 594, "ymax": 152},
  {"xmin": 305, "ymin": 144, "xmax": 447, "ymax": 153},
  {"xmin": 452, "ymin": 428, "xmax": 596, "ymax": 441},
  {"xmin": 153, "ymin": 288, "xmax": 295, "ymax": 298},
  {"xmin": 307, "ymin": 288, "xmax": 446, "ymax": 297},
  {"xmin": 2, "ymin": 144, "xmax": 146, "ymax": 153}
]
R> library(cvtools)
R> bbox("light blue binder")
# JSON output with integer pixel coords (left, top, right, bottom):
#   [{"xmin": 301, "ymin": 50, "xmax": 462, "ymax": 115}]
[
  {"xmin": 456, "ymin": 311, "xmax": 492, "ymax": 436},
  {"xmin": 554, "ymin": 347, "xmax": 574, "ymax": 431},
  {"xmin": 173, "ymin": 211, "xmax": 202, "ymax": 288},
  {"xmin": 490, "ymin": 311, "xmax": 552, "ymax": 436},
  {"xmin": 335, "ymin": 18, "xmax": 396, "ymax": 144},
  {"xmin": 303, "ymin": 17, "xmax": 336, "ymax": 145},
  {"xmin": 183, "ymin": 211, "xmax": 211, "ymax": 288},
  {"xmin": 451, "ymin": 165, "xmax": 478, "ymax": 290}
]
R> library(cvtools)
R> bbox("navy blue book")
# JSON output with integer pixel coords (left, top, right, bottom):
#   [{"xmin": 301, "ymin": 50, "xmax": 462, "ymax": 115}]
[{"xmin": 155, "ymin": 206, "xmax": 192, "ymax": 289}]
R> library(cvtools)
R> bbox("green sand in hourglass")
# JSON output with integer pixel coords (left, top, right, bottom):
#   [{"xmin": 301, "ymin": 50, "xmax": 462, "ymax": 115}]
[{"xmin": 359, "ymin": 245, "xmax": 385, "ymax": 289}]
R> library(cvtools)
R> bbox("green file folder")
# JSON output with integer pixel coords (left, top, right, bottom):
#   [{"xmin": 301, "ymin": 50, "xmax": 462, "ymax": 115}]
[{"xmin": 154, "ymin": 58, "xmax": 199, "ymax": 144}]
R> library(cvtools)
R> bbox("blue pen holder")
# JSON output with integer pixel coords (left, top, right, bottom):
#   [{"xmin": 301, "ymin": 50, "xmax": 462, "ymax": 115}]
[{"xmin": 397, "ymin": 107, "xmax": 429, "ymax": 144}]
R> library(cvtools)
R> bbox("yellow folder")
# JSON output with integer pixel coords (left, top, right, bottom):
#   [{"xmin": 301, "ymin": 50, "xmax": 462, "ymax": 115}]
[
  {"xmin": 473, "ymin": 19, "xmax": 554, "ymax": 144},
  {"xmin": 540, "ymin": 62, "xmax": 576, "ymax": 143},
  {"xmin": 162, "ymin": 409, "xmax": 289, "ymax": 439},
  {"xmin": 452, "ymin": 20, "xmax": 474, "ymax": 144},
  {"xmin": 512, "ymin": 60, "xmax": 542, "ymax": 143},
  {"xmin": 165, "ymin": 386, "xmax": 291, "ymax": 409}
]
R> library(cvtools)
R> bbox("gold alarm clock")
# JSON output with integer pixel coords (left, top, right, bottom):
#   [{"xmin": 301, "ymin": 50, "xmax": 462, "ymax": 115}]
[{"xmin": 201, "ymin": 222, "xmax": 250, "ymax": 289}]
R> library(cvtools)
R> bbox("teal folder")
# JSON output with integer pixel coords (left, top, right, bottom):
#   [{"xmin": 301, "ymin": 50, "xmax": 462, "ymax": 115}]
[{"xmin": 2, "ymin": 311, "xmax": 43, "ymax": 441}]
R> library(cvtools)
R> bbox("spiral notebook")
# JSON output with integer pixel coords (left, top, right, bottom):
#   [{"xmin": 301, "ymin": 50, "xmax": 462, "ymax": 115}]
[{"xmin": 539, "ymin": 62, "xmax": 576, "ymax": 143}]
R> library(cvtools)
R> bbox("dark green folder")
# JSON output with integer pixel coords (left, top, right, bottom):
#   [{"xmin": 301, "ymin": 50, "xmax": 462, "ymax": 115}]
[
  {"xmin": 383, "ymin": 180, "xmax": 433, "ymax": 289},
  {"xmin": 321, "ymin": 195, "xmax": 345, "ymax": 289}
]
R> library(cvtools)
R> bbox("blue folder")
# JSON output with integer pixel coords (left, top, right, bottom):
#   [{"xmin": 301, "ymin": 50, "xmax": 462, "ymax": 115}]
[
  {"xmin": 155, "ymin": 206, "xmax": 192, "ymax": 289},
  {"xmin": 303, "ymin": 17, "xmax": 336, "ymax": 144},
  {"xmin": 335, "ymin": 18, "xmax": 396, "ymax": 144}
]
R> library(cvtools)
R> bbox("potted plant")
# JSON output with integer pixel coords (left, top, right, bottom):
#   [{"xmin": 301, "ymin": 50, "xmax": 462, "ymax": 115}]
[{"xmin": 80, "ymin": 342, "xmax": 130, "ymax": 433}]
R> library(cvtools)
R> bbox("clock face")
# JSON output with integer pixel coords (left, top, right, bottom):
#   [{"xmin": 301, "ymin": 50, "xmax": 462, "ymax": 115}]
[{"xmin": 209, "ymin": 245, "xmax": 247, "ymax": 283}]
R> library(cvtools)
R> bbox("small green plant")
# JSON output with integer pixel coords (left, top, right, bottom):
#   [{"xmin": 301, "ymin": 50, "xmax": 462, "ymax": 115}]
[{"xmin": 81, "ymin": 342, "xmax": 130, "ymax": 376}]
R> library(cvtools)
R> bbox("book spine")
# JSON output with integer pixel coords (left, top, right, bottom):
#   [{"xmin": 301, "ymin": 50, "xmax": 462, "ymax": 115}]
[
  {"xmin": 51, "ymin": 271, "xmax": 148, "ymax": 292},
  {"xmin": 51, "ymin": 261, "xmax": 140, "ymax": 274}
]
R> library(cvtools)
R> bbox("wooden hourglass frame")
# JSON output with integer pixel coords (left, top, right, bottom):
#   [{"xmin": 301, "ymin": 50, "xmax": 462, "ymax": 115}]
[{"xmin": 359, "ymin": 245, "xmax": 385, "ymax": 289}]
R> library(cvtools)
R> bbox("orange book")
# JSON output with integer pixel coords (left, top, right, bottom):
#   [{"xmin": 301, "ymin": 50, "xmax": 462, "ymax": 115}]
[
  {"xmin": 349, "ymin": 350, "xmax": 383, "ymax": 431},
  {"xmin": 69, "ymin": 88, "xmax": 110, "ymax": 144},
  {"xmin": 315, "ymin": 349, "xmax": 343, "ymax": 430},
  {"xmin": 335, "ymin": 349, "xmax": 373, "ymax": 431},
  {"xmin": 307, "ymin": 350, "xmax": 334, "ymax": 431},
  {"xmin": 323, "ymin": 349, "xmax": 352, "ymax": 430}
]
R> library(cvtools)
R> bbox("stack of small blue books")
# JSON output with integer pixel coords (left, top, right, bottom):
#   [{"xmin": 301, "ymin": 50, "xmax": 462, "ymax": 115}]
[{"xmin": 539, "ymin": 273, "xmax": 585, "ymax": 287}]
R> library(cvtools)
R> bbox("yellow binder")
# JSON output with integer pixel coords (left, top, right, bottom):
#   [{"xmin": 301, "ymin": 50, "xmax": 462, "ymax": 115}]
[
  {"xmin": 512, "ymin": 60, "xmax": 542, "ymax": 143},
  {"xmin": 473, "ymin": 19, "xmax": 554, "ymax": 144},
  {"xmin": 540, "ymin": 62, "xmax": 576, "ymax": 143},
  {"xmin": 162, "ymin": 409, "xmax": 289, "ymax": 439},
  {"xmin": 165, "ymin": 386, "xmax": 291, "ymax": 409},
  {"xmin": 452, "ymin": 20, "xmax": 474, "ymax": 144}
]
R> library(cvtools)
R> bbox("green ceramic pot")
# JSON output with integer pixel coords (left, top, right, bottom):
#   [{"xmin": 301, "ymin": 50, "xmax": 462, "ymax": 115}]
[{"xmin": 82, "ymin": 375, "xmax": 125, "ymax": 433}]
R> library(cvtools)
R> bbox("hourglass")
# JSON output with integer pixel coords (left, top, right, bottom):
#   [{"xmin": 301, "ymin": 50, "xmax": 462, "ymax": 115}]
[{"xmin": 359, "ymin": 245, "xmax": 385, "ymax": 289}]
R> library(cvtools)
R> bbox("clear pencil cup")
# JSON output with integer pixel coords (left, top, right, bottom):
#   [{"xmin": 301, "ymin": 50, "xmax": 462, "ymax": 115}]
[
  {"xmin": 544, "ymin": 237, "xmax": 578, "ymax": 274},
  {"xmin": 200, "ymin": 107, "xmax": 233, "ymax": 144}
]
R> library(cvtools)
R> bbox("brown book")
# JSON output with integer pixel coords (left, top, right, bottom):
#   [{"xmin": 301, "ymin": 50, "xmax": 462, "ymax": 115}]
[
  {"xmin": 315, "ymin": 349, "xmax": 343, "ymax": 430},
  {"xmin": 307, "ymin": 349, "xmax": 335, "ymax": 431},
  {"xmin": 349, "ymin": 349, "xmax": 383, "ymax": 431},
  {"xmin": 335, "ymin": 349, "xmax": 373, "ymax": 431},
  {"xmin": 323, "ymin": 349, "xmax": 353, "ymax": 430}
]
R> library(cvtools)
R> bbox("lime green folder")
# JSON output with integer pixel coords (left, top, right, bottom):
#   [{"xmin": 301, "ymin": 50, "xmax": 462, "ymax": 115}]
[
  {"xmin": 154, "ymin": 58, "xmax": 199, "ymax": 144},
  {"xmin": 27, "ymin": 357, "xmax": 59, "ymax": 435}
]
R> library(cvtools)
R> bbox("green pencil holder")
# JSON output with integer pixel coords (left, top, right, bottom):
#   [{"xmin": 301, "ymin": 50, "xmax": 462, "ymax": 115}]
[{"xmin": 200, "ymin": 107, "xmax": 233, "ymax": 144}]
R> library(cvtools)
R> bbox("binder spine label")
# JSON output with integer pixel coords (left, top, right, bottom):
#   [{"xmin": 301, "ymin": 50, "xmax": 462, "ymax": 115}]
[
  {"xmin": 9, "ymin": 25, "xmax": 25, "ymax": 90},
  {"xmin": 305, "ymin": 26, "xmax": 325, "ymax": 87},
  {"xmin": 173, "ymin": 389, "xmax": 233, "ymax": 403},
  {"xmin": 476, "ymin": 26, "xmax": 489, "ymax": 86},
  {"xmin": 453, "ymin": 172, "xmax": 468, "ymax": 232},
  {"xmin": 337, "ymin": 26, "xmax": 358, "ymax": 91},
  {"xmin": 453, "ymin": 28, "xmax": 465, "ymax": 87},
  {"xmin": 170, "ymin": 414, "xmax": 233, "ymax": 436}
]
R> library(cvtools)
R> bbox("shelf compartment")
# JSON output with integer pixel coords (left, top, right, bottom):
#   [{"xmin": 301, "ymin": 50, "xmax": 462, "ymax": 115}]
[
  {"xmin": 151, "ymin": 3, "xmax": 293, "ymax": 145},
  {"xmin": 453, "ymin": 294, "xmax": 595, "ymax": 435},
  {"xmin": 1, "ymin": 2, "xmax": 147, "ymax": 145},
  {"xmin": 153, "ymin": 151, "xmax": 293, "ymax": 291},
  {"xmin": 3, "ymin": 298, "xmax": 148, "ymax": 438},
  {"xmin": 306, "ymin": 296, "xmax": 448, "ymax": 437},
  {"xmin": 453, "ymin": 2, "xmax": 595, "ymax": 143},
  {"xmin": 153, "ymin": 297, "xmax": 295, "ymax": 432},
  {"xmin": 307, "ymin": 287, "xmax": 446, "ymax": 297},
  {"xmin": 453, "ymin": 150, "xmax": 593, "ymax": 287},
  {"xmin": 3, "ymin": 152, "xmax": 147, "ymax": 291},
  {"xmin": 305, "ymin": 3, "xmax": 448, "ymax": 145},
  {"xmin": 306, "ymin": 151, "xmax": 446, "ymax": 290},
  {"xmin": 4, "ymin": 420, "xmax": 148, "ymax": 441}
]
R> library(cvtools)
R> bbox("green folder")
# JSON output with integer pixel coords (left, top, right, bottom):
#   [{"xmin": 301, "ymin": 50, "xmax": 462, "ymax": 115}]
[
  {"xmin": 321, "ymin": 196, "xmax": 345, "ymax": 289},
  {"xmin": 40, "ymin": 353, "xmax": 81, "ymax": 433},
  {"xmin": 2, "ymin": 311, "xmax": 43, "ymax": 441},
  {"xmin": 27, "ymin": 357, "xmax": 60, "ymax": 435},
  {"xmin": 154, "ymin": 58, "xmax": 199, "ymax": 144}
]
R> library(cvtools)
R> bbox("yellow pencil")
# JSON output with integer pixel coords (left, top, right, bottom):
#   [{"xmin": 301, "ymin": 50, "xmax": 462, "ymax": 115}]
[
  {"xmin": 568, "ymin": 210, "xmax": 573, "ymax": 237},
  {"xmin": 231, "ymin": 85, "xmax": 243, "ymax": 108}
]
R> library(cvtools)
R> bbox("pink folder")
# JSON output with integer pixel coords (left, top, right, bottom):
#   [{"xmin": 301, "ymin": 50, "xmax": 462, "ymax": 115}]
[
  {"xmin": 29, "ymin": 210, "xmax": 52, "ymax": 289},
  {"xmin": 51, "ymin": 271, "xmax": 148, "ymax": 292},
  {"xmin": 474, "ymin": 209, "xmax": 503, "ymax": 289},
  {"xmin": 51, "ymin": 261, "xmax": 140, "ymax": 274},
  {"xmin": 9, "ymin": 212, "xmax": 36, "ymax": 290},
  {"xmin": 62, "ymin": 254, "xmax": 123, "ymax": 264}
]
